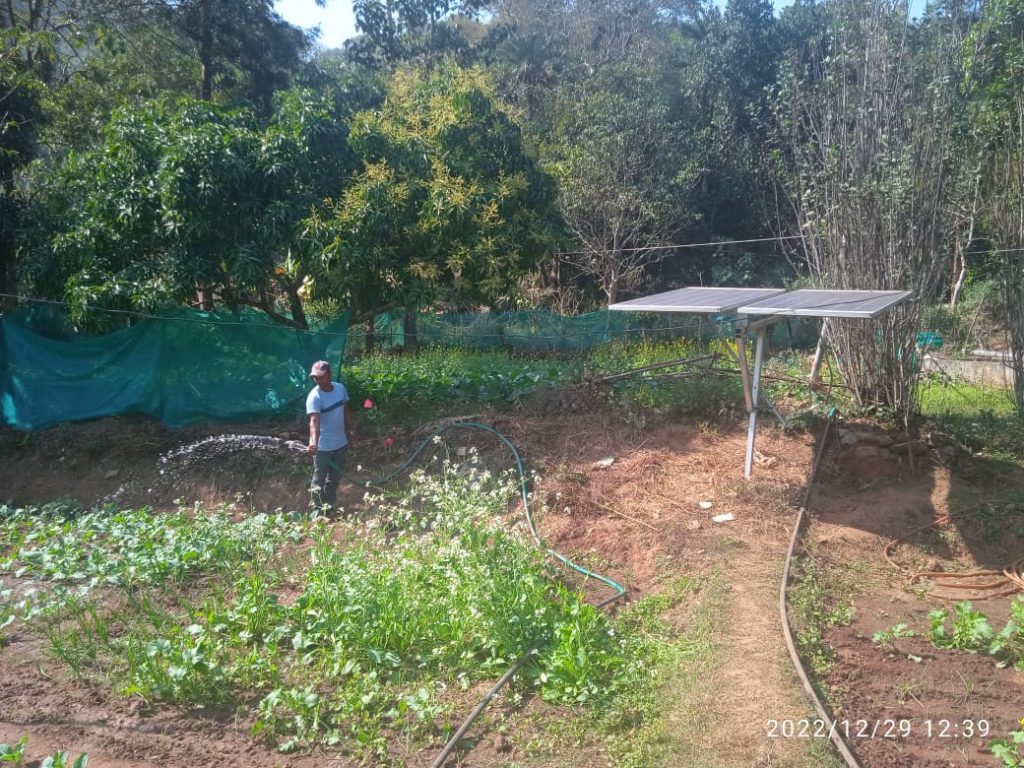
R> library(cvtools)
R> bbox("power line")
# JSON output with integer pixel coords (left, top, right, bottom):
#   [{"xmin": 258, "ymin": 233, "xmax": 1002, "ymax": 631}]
[
  {"xmin": 558, "ymin": 236, "xmax": 1024, "ymax": 259},
  {"xmin": 557, "ymin": 235, "xmax": 804, "ymax": 258}
]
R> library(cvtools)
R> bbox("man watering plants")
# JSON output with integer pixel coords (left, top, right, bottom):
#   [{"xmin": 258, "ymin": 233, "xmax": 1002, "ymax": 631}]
[{"xmin": 306, "ymin": 360, "xmax": 354, "ymax": 516}]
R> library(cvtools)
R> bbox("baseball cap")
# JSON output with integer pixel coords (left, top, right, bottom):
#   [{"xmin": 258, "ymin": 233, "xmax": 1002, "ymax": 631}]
[{"xmin": 309, "ymin": 360, "xmax": 331, "ymax": 378}]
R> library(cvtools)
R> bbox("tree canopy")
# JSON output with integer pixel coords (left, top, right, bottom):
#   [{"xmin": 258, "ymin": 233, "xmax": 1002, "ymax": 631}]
[{"xmin": 3, "ymin": 0, "xmax": 1024, "ymax": 414}]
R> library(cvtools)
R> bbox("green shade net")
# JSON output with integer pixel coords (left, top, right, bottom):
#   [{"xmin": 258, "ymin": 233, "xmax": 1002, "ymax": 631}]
[
  {"xmin": 371, "ymin": 308, "xmax": 706, "ymax": 351},
  {"xmin": 0, "ymin": 308, "xmax": 349, "ymax": 430}
]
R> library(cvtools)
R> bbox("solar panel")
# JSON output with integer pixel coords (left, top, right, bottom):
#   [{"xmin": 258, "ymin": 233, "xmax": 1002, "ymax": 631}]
[
  {"xmin": 736, "ymin": 289, "xmax": 912, "ymax": 319},
  {"xmin": 608, "ymin": 287, "xmax": 786, "ymax": 314}
]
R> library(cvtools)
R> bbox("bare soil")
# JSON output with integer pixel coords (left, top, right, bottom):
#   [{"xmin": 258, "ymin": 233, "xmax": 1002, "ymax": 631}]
[
  {"xmin": 1, "ymin": 408, "xmax": 1021, "ymax": 767},
  {"xmin": 807, "ymin": 431, "xmax": 1024, "ymax": 768}
]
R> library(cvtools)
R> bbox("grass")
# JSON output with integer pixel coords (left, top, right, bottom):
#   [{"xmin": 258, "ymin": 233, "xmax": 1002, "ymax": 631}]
[
  {"xmin": 917, "ymin": 377, "xmax": 1023, "ymax": 461},
  {"xmin": 598, "ymin": 574, "xmax": 726, "ymax": 768},
  {"xmin": 786, "ymin": 553, "xmax": 856, "ymax": 681}
]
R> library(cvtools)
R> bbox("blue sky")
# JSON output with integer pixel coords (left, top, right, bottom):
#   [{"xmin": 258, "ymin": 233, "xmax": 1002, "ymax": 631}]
[
  {"xmin": 274, "ymin": 0, "xmax": 357, "ymax": 49},
  {"xmin": 274, "ymin": 0, "xmax": 926, "ymax": 51}
]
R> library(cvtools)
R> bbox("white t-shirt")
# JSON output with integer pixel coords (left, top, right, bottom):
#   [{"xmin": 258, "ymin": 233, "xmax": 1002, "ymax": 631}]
[{"xmin": 306, "ymin": 382, "xmax": 349, "ymax": 451}]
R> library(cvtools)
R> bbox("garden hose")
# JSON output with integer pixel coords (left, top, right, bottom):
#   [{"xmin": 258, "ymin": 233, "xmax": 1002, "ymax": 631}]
[
  {"xmin": 884, "ymin": 513, "xmax": 1024, "ymax": 599},
  {"xmin": 779, "ymin": 409, "xmax": 865, "ymax": 768},
  {"xmin": 364, "ymin": 420, "xmax": 626, "ymax": 768},
  {"xmin": 368, "ymin": 420, "xmax": 627, "ymax": 601}
]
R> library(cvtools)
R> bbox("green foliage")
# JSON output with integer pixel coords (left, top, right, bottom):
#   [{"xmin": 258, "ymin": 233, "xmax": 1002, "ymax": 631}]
[
  {"xmin": 928, "ymin": 598, "xmax": 1024, "ymax": 668},
  {"xmin": 0, "ymin": 735, "xmax": 28, "ymax": 765},
  {"xmin": 0, "ymin": 501, "xmax": 306, "ymax": 620},
  {"xmin": 918, "ymin": 382, "xmax": 1021, "ymax": 460},
  {"xmin": 110, "ymin": 460, "xmax": 627, "ymax": 756},
  {"xmin": 928, "ymin": 601, "xmax": 994, "ymax": 652},
  {"xmin": 344, "ymin": 347, "xmax": 574, "ymax": 425},
  {"xmin": 787, "ymin": 555, "xmax": 855, "ymax": 678},
  {"xmin": 308, "ymin": 63, "xmax": 560, "ymax": 316},
  {"xmin": 871, "ymin": 623, "xmax": 917, "ymax": 649},
  {"xmin": 991, "ymin": 728, "xmax": 1024, "ymax": 767},
  {"xmin": 551, "ymin": 59, "xmax": 693, "ymax": 302},
  {"xmin": 347, "ymin": 0, "xmax": 487, "ymax": 66},
  {"xmin": 20, "ymin": 89, "xmax": 350, "ymax": 329},
  {"xmin": 587, "ymin": 338, "xmax": 746, "ymax": 423},
  {"xmin": 0, "ymin": 736, "xmax": 86, "ymax": 768}
]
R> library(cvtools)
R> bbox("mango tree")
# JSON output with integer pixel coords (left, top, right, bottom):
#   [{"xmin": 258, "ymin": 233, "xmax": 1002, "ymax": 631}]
[
  {"xmin": 306, "ymin": 63, "xmax": 560, "ymax": 350},
  {"xmin": 19, "ymin": 88, "xmax": 353, "ymax": 329}
]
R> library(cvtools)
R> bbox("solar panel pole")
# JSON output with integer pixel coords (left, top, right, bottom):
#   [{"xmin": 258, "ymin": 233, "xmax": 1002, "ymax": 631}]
[{"xmin": 743, "ymin": 326, "xmax": 768, "ymax": 479}]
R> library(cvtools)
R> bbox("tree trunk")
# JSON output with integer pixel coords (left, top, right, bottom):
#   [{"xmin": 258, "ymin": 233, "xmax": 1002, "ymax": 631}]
[
  {"xmin": 285, "ymin": 286, "xmax": 308, "ymax": 330},
  {"xmin": 196, "ymin": 286, "xmax": 214, "ymax": 311},
  {"xmin": 198, "ymin": 0, "xmax": 213, "ymax": 100},
  {"xmin": 403, "ymin": 308, "xmax": 419, "ymax": 354},
  {"xmin": 949, "ymin": 239, "xmax": 966, "ymax": 310},
  {"xmin": 364, "ymin": 318, "xmax": 375, "ymax": 356}
]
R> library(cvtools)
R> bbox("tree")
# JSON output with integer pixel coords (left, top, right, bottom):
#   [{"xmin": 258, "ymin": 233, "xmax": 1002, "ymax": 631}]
[
  {"xmin": 159, "ymin": 0, "xmax": 311, "ymax": 104},
  {"xmin": 19, "ymin": 89, "xmax": 355, "ymax": 329},
  {"xmin": 962, "ymin": 0, "xmax": 1024, "ymax": 414},
  {"xmin": 1, "ymin": 27, "xmax": 46, "ymax": 308},
  {"xmin": 40, "ymin": 23, "xmax": 200, "ymax": 151},
  {"xmin": 552, "ymin": 62, "xmax": 694, "ymax": 304},
  {"xmin": 306, "ymin": 63, "xmax": 559, "ymax": 347},
  {"xmin": 345, "ymin": 0, "xmax": 488, "ymax": 67},
  {"xmin": 773, "ymin": 0, "xmax": 961, "ymax": 420}
]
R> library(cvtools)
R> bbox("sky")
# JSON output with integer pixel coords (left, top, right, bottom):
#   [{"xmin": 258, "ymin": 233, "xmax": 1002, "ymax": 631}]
[{"xmin": 274, "ymin": 0, "xmax": 357, "ymax": 49}]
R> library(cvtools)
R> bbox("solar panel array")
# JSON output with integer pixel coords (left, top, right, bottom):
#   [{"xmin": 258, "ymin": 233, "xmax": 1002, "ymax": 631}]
[
  {"xmin": 608, "ymin": 287, "xmax": 785, "ymax": 314},
  {"xmin": 737, "ymin": 289, "xmax": 912, "ymax": 319},
  {"xmin": 609, "ymin": 287, "xmax": 911, "ymax": 319}
]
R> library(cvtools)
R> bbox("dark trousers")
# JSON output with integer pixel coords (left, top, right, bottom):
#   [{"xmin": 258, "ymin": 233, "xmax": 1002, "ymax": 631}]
[{"xmin": 310, "ymin": 447, "xmax": 347, "ymax": 510}]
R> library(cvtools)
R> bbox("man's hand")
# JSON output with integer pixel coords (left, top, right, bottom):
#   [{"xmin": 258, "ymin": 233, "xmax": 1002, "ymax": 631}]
[{"xmin": 307, "ymin": 442, "xmax": 318, "ymax": 455}]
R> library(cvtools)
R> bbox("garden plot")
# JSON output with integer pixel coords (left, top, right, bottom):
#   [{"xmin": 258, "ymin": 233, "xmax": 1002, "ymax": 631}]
[
  {"xmin": 0, "ymin": 407, "xmax": 837, "ymax": 768},
  {"xmin": 792, "ymin": 431, "xmax": 1024, "ymax": 768}
]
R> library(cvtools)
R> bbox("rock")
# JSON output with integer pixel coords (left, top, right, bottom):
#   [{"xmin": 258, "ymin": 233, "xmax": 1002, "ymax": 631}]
[
  {"xmin": 712, "ymin": 513, "xmax": 735, "ymax": 523},
  {"xmin": 698, "ymin": 500, "xmax": 714, "ymax": 509},
  {"xmin": 593, "ymin": 457, "xmax": 616, "ymax": 468},
  {"xmin": 840, "ymin": 430, "xmax": 859, "ymax": 447},
  {"xmin": 875, "ymin": 434, "xmax": 894, "ymax": 448},
  {"xmin": 685, "ymin": 520, "xmax": 701, "ymax": 531},
  {"xmin": 104, "ymin": 469, "xmax": 120, "ymax": 479}
]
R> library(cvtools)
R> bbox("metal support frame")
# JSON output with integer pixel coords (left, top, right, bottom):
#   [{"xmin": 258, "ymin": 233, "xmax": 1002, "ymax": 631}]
[
  {"xmin": 734, "ymin": 316, "xmax": 787, "ymax": 479},
  {"xmin": 744, "ymin": 327, "xmax": 768, "ymax": 479}
]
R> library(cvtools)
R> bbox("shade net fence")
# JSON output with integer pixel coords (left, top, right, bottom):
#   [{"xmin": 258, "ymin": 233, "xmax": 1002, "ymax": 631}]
[
  {"xmin": 1, "ymin": 306, "xmax": 821, "ymax": 431},
  {"xmin": 0, "ymin": 307, "xmax": 349, "ymax": 430}
]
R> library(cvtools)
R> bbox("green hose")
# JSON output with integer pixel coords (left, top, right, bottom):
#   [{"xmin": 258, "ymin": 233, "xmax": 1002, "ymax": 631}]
[
  {"xmin": 368, "ymin": 420, "xmax": 626, "ymax": 601},
  {"xmin": 365, "ymin": 420, "xmax": 625, "ymax": 768}
]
